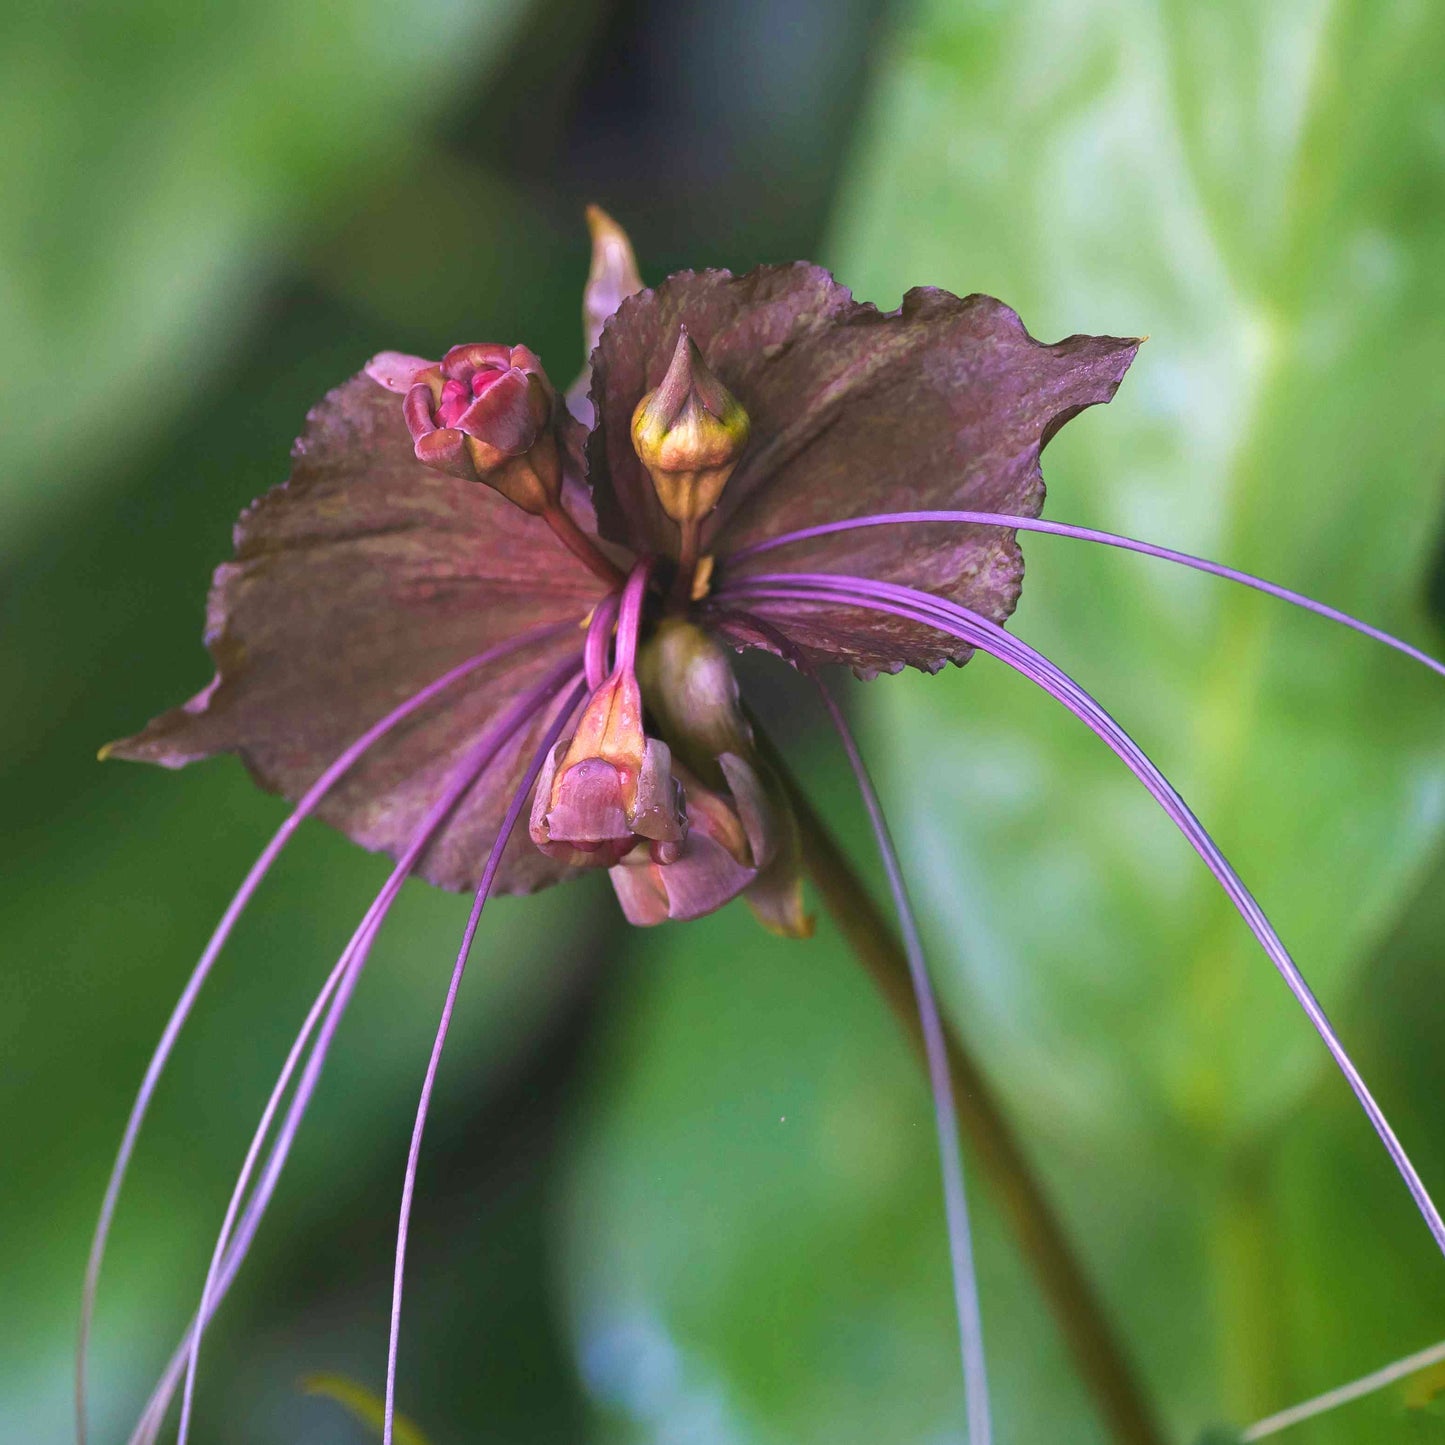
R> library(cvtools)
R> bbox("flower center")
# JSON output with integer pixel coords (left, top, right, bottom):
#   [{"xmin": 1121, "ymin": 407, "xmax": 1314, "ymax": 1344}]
[{"xmin": 435, "ymin": 365, "xmax": 509, "ymax": 428}]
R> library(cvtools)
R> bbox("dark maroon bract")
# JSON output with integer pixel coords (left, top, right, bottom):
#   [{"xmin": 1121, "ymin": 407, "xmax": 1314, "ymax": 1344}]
[{"xmin": 108, "ymin": 228, "xmax": 1137, "ymax": 905}]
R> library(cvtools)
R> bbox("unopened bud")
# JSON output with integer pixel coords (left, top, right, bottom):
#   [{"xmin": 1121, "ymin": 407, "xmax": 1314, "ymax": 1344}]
[
  {"xmin": 529, "ymin": 666, "xmax": 686, "ymax": 867},
  {"xmin": 630, "ymin": 327, "xmax": 750, "ymax": 525},
  {"xmin": 367, "ymin": 343, "xmax": 562, "ymax": 514},
  {"xmin": 636, "ymin": 619, "xmax": 751, "ymax": 781}
]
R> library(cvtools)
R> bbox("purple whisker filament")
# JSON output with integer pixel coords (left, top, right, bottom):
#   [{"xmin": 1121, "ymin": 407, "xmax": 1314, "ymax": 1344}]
[
  {"xmin": 814, "ymin": 678, "xmax": 991, "ymax": 1444},
  {"xmin": 584, "ymin": 592, "xmax": 621, "ymax": 689},
  {"xmin": 382, "ymin": 677, "xmax": 588, "ymax": 1445},
  {"xmin": 158, "ymin": 657, "xmax": 586, "ymax": 1445},
  {"xmin": 730, "ymin": 509, "xmax": 1445, "ymax": 680},
  {"xmin": 614, "ymin": 557, "xmax": 654, "ymax": 672},
  {"xmin": 719, "ymin": 570, "xmax": 1445, "ymax": 1261},
  {"xmin": 129, "ymin": 925, "xmax": 378, "ymax": 1445},
  {"xmin": 77, "ymin": 620, "xmax": 576, "ymax": 1445}
]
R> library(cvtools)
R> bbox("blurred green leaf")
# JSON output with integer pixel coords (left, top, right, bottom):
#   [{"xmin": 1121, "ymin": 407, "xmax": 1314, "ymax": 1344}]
[
  {"xmin": 1403, "ymin": 1359, "xmax": 1445, "ymax": 1413},
  {"xmin": 843, "ymin": 0, "xmax": 1445, "ymax": 1149},
  {"xmin": 0, "ymin": 0, "xmax": 526, "ymax": 557},
  {"xmin": 559, "ymin": 1, "xmax": 1445, "ymax": 1441},
  {"xmin": 562, "ymin": 909, "xmax": 1110, "ymax": 1444},
  {"xmin": 846, "ymin": 0, "xmax": 1445, "ymax": 1421},
  {"xmin": 303, "ymin": 1372, "xmax": 432, "ymax": 1445}
]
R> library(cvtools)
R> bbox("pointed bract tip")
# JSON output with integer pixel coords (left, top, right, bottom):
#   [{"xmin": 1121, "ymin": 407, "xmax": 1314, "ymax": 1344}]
[
  {"xmin": 571, "ymin": 204, "xmax": 646, "ymax": 422},
  {"xmin": 747, "ymin": 883, "xmax": 815, "ymax": 939},
  {"xmin": 582, "ymin": 205, "xmax": 644, "ymax": 344},
  {"xmin": 585, "ymin": 203, "xmax": 634, "ymax": 252},
  {"xmin": 656, "ymin": 327, "xmax": 695, "ymax": 408}
]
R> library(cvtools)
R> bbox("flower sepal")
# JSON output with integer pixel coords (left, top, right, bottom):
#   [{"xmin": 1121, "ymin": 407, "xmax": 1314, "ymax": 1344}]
[
  {"xmin": 568, "ymin": 205, "xmax": 645, "ymax": 425},
  {"xmin": 608, "ymin": 750, "xmax": 809, "ymax": 933}
]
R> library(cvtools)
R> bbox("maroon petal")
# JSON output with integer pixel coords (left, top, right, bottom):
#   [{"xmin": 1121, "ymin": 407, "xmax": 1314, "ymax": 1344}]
[
  {"xmin": 107, "ymin": 371, "xmax": 607, "ymax": 894},
  {"xmin": 609, "ymin": 833, "xmax": 757, "ymax": 926},
  {"xmin": 590, "ymin": 266, "xmax": 1138, "ymax": 673},
  {"xmin": 453, "ymin": 368, "xmax": 537, "ymax": 452},
  {"xmin": 540, "ymin": 756, "xmax": 632, "ymax": 843},
  {"xmin": 413, "ymin": 426, "xmax": 476, "ymax": 481},
  {"xmin": 441, "ymin": 342, "xmax": 512, "ymax": 380}
]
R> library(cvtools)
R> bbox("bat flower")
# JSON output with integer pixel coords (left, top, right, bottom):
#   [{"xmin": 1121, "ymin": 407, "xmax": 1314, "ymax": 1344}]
[{"xmin": 84, "ymin": 207, "xmax": 1445, "ymax": 1445}]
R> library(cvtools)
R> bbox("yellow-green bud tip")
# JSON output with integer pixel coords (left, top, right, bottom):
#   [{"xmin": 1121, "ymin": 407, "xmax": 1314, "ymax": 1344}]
[{"xmin": 630, "ymin": 326, "xmax": 751, "ymax": 526}]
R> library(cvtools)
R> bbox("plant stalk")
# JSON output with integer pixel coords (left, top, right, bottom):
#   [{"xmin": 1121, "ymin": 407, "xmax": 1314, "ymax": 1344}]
[
  {"xmin": 671, "ymin": 516, "xmax": 702, "ymax": 608},
  {"xmin": 542, "ymin": 503, "xmax": 627, "ymax": 587},
  {"xmin": 772, "ymin": 752, "xmax": 1167, "ymax": 1445}
]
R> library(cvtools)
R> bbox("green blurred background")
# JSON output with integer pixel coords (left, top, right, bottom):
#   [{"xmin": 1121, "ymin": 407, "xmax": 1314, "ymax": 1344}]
[{"xmin": 5, "ymin": 1, "xmax": 1445, "ymax": 1441}]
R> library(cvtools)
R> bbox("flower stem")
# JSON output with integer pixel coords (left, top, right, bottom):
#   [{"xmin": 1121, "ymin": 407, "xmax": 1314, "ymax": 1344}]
[
  {"xmin": 766, "ymin": 743, "xmax": 1166, "ymax": 1445},
  {"xmin": 542, "ymin": 503, "xmax": 628, "ymax": 586},
  {"xmin": 671, "ymin": 517, "xmax": 702, "ymax": 607}
]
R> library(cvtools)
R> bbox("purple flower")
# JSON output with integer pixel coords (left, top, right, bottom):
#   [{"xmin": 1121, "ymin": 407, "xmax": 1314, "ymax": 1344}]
[{"xmin": 84, "ymin": 208, "xmax": 1445, "ymax": 1445}]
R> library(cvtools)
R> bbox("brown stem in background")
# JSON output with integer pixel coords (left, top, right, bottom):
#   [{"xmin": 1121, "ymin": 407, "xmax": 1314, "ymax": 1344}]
[
  {"xmin": 765, "ymin": 742, "xmax": 1167, "ymax": 1445},
  {"xmin": 542, "ymin": 503, "xmax": 628, "ymax": 587}
]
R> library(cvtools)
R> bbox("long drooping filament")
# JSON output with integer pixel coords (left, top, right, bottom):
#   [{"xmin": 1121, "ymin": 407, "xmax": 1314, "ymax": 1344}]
[
  {"xmin": 718, "ymin": 571, "xmax": 1445, "ymax": 1262},
  {"xmin": 1242, "ymin": 1333, "xmax": 1445, "ymax": 1439},
  {"xmin": 132, "ymin": 919, "xmax": 385, "ymax": 1445},
  {"xmin": 78, "ymin": 620, "xmax": 575, "ymax": 1445},
  {"xmin": 381, "ymin": 677, "xmax": 589, "ymax": 1445},
  {"xmin": 584, "ymin": 591, "xmax": 622, "ymax": 689},
  {"xmin": 613, "ymin": 556, "xmax": 654, "ymax": 674},
  {"xmin": 812, "ymin": 678, "xmax": 992, "ymax": 1445},
  {"xmin": 156, "ymin": 658, "xmax": 586, "ymax": 1445},
  {"xmin": 728, "ymin": 510, "xmax": 1445, "ymax": 679}
]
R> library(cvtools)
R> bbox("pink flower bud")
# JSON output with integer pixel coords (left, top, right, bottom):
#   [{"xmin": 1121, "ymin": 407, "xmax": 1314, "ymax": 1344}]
[
  {"xmin": 529, "ymin": 666, "xmax": 686, "ymax": 867},
  {"xmin": 366, "ymin": 344, "xmax": 562, "ymax": 514}
]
